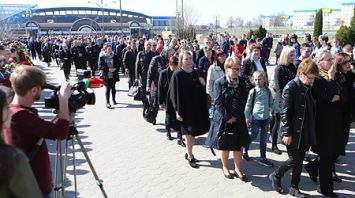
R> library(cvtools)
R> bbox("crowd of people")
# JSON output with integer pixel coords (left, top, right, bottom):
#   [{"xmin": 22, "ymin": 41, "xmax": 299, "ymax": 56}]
[{"xmin": 0, "ymin": 31, "xmax": 355, "ymax": 198}]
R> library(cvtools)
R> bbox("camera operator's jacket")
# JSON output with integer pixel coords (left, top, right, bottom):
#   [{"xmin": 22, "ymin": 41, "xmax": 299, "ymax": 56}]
[{"xmin": 3, "ymin": 104, "xmax": 69, "ymax": 196}]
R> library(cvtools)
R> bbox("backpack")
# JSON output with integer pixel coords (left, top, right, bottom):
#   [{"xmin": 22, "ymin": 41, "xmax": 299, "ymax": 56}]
[{"xmin": 250, "ymin": 87, "xmax": 272, "ymax": 114}]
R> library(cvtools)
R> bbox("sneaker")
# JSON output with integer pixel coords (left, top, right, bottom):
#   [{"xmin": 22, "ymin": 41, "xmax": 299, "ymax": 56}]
[
  {"xmin": 289, "ymin": 186, "xmax": 305, "ymax": 198},
  {"xmin": 272, "ymin": 147, "xmax": 282, "ymax": 155},
  {"xmin": 242, "ymin": 153, "xmax": 250, "ymax": 161},
  {"xmin": 258, "ymin": 158, "xmax": 274, "ymax": 167},
  {"xmin": 269, "ymin": 172, "xmax": 282, "ymax": 193}
]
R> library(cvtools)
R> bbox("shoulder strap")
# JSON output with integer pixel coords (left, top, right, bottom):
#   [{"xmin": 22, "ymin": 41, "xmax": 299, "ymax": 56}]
[{"xmin": 250, "ymin": 88, "xmax": 256, "ymax": 114}]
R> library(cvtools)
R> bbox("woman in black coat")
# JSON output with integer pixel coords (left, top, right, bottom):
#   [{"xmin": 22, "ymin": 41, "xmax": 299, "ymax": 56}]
[
  {"xmin": 158, "ymin": 55, "xmax": 185, "ymax": 146},
  {"xmin": 270, "ymin": 46, "xmax": 297, "ymax": 155},
  {"xmin": 269, "ymin": 59, "xmax": 319, "ymax": 197},
  {"xmin": 99, "ymin": 46, "xmax": 120, "ymax": 109},
  {"xmin": 58, "ymin": 43, "xmax": 72, "ymax": 81},
  {"xmin": 169, "ymin": 51, "xmax": 210, "ymax": 168},
  {"xmin": 205, "ymin": 57, "xmax": 250, "ymax": 181}
]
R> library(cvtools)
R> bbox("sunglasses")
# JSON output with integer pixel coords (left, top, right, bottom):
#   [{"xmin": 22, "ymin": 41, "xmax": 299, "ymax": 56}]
[
  {"xmin": 230, "ymin": 68, "xmax": 240, "ymax": 72},
  {"xmin": 342, "ymin": 59, "xmax": 352, "ymax": 64}
]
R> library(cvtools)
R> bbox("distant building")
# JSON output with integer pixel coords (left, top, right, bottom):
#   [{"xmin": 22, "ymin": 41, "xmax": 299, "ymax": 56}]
[
  {"xmin": 151, "ymin": 16, "xmax": 176, "ymax": 31},
  {"xmin": 340, "ymin": 2, "xmax": 355, "ymax": 26},
  {"xmin": 0, "ymin": 4, "xmax": 176, "ymax": 37},
  {"xmin": 292, "ymin": 8, "xmax": 341, "ymax": 30},
  {"xmin": 261, "ymin": 15, "xmax": 293, "ymax": 28}
]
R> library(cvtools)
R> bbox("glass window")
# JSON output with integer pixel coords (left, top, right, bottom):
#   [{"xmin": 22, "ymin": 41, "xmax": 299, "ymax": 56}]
[
  {"xmin": 72, "ymin": 10, "xmax": 79, "ymax": 14},
  {"xmin": 86, "ymin": 10, "xmax": 92, "ymax": 15},
  {"xmin": 92, "ymin": 10, "xmax": 98, "ymax": 15},
  {"xmin": 66, "ymin": 10, "xmax": 73, "ymax": 14},
  {"xmin": 45, "ymin": 11, "xmax": 53, "ymax": 15},
  {"xmin": 79, "ymin": 10, "xmax": 86, "ymax": 15},
  {"xmin": 54, "ymin": 11, "xmax": 60, "ymax": 15},
  {"xmin": 60, "ymin": 11, "xmax": 66, "ymax": 15},
  {"xmin": 110, "ymin": 12, "xmax": 116, "ymax": 16},
  {"xmin": 39, "ymin": 12, "xmax": 45, "ymax": 16},
  {"xmin": 98, "ymin": 11, "xmax": 103, "ymax": 15},
  {"xmin": 104, "ymin": 11, "xmax": 109, "ymax": 15}
]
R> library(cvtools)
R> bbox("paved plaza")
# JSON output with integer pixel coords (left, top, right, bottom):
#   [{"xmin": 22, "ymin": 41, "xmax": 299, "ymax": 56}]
[{"xmin": 33, "ymin": 59, "xmax": 355, "ymax": 198}]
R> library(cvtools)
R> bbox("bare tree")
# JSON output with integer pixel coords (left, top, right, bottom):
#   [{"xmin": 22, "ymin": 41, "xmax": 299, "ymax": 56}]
[
  {"xmin": 252, "ymin": 15, "xmax": 263, "ymax": 27},
  {"xmin": 235, "ymin": 17, "xmax": 244, "ymax": 28},
  {"xmin": 226, "ymin": 17, "xmax": 235, "ymax": 29}
]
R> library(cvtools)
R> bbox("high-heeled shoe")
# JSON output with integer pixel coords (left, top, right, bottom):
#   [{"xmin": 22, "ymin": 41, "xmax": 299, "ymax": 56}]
[
  {"xmin": 223, "ymin": 171, "xmax": 234, "ymax": 179},
  {"xmin": 185, "ymin": 153, "xmax": 199, "ymax": 168},
  {"xmin": 233, "ymin": 171, "xmax": 249, "ymax": 182}
]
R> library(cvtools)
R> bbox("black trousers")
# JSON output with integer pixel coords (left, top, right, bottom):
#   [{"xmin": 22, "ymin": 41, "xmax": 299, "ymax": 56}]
[
  {"xmin": 128, "ymin": 70, "xmax": 135, "ymax": 89},
  {"xmin": 319, "ymin": 154, "xmax": 334, "ymax": 193},
  {"xmin": 105, "ymin": 80, "xmax": 116, "ymax": 104},
  {"xmin": 271, "ymin": 113, "xmax": 281, "ymax": 148},
  {"xmin": 63, "ymin": 63, "xmax": 71, "ymax": 79},
  {"xmin": 275, "ymin": 146, "xmax": 308, "ymax": 187}
]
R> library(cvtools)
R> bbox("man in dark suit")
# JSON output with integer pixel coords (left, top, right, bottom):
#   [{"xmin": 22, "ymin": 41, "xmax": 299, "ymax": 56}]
[{"xmin": 241, "ymin": 43, "xmax": 268, "ymax": 91}]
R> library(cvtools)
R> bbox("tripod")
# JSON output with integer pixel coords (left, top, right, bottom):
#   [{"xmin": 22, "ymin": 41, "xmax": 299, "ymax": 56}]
[{"xmin": 53, "ymin": 114, "xmax": 108, "ymax": 198}]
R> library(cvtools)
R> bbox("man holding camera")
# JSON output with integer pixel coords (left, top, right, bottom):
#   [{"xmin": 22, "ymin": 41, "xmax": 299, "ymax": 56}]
[{"xmin": 2, "ymin": 66, "xmax": 71, "ymax": 198}]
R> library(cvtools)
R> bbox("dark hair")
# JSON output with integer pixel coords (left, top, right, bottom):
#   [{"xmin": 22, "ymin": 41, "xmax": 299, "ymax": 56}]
[
  {"xmin": 169, "ymin": 55, "xmax": 179, "ymax": 65},
  {"xmin": 333, "ymin": 52, "xmax": 351, "ymax": 73},
  {"xmin": 0, "ymin": 88, "xmax": 16, "ymax": 186},
  {"xmin": 250, "ymin": 43, "xmax": 262, "ymax": 51},
  {"xmin": 301, "ymin": 43, "xmax": 311, "ymax": 49}
]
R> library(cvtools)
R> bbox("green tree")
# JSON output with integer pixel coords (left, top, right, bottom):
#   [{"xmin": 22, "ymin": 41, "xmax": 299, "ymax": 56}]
[
  {"xmin": 254, "ymin": 25, "xmax": 267, "ymax": 39},
  {"xmin": 335, "ymin": 25, "xmax": 350, "ymax": 46},
  {"xmin": 348, "ymin": 7, "xmax": 355, "ymax": 45},
  {"xmin": 313, "ymin": 9, "xmax": 323, "ymax": 37},
  {"xmin": 246, "ymin": 25, "xmax": 267, "ymax": 39}
]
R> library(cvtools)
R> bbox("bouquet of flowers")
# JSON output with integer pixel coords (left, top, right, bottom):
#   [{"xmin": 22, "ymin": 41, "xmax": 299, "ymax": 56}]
[{"xmin": 0, "ymin": 63, "xmax": 20, "ymax": 87}]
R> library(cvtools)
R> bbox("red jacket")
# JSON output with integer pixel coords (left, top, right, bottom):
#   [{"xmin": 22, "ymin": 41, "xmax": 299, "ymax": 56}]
[{"xmin": 3, "ymin": 104, "xmax": 69, "ymax": 196}]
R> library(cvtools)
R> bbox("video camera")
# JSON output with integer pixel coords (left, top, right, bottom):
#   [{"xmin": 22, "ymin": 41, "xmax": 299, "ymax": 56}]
[{"xmin": 43, "ymin": 81, "xmax": 96, "ymax": 113}]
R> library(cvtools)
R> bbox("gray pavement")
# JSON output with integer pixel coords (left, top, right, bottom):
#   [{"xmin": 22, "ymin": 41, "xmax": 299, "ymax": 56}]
[{"xmin": 32, "ymin": 59, "xmax": 355, "ymax": 198}]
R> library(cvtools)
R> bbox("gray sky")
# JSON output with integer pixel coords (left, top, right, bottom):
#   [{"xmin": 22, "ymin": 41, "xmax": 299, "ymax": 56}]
[{"xmin": 0, "ymin": 0, "xmax": 352, "ymax": 25}]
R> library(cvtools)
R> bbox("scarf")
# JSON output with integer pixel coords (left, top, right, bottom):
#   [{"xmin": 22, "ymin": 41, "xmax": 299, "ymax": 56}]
[{"xmin": 319, "ymin": 68, "xmax": 329, "ymax": 80}]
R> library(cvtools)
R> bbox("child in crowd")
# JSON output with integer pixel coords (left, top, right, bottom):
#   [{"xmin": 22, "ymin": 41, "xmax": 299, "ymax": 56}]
[{"xmin": 243, "ymin": 71, "xmax": 280, "ymax": 167}]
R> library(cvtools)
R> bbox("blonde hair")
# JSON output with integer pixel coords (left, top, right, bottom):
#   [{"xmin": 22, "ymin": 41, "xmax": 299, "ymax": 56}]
[
  {"xmin": 313, "ymin": 50, "xmax": 330, "ymax": 65},
  {"xmin": 278, "ymin": 46, "xmax": 295, "ymax": 65},
  {"xmin": 224, "ymin": 57, "xmax": 240, "ymax": 70},
  {"xmin": 296, "ymin": 58, "xmax": 319, "ymax": 77},
  {"xmin": 178, "ymin": 50, "xmax": 193, "ymax": 69},
  {"xmin": 253, "ymin": 70, "xmax": 266, "ymax": 80}
]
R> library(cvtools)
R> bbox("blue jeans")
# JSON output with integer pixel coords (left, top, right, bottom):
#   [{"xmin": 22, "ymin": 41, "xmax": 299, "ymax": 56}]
[{"xmin": 245, "ymin": 117, "xmax": 270, "ymax": 159}]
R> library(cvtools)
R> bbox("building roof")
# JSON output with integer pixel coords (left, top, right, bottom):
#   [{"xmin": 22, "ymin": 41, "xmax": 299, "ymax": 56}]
[
  {"xmin": 341, "ymin": 2, "xmax": 355, "ymax": 6},
  {"xmin": 151, "ymin": 16, "xmax": 176, "ymax": 20},
  {"xmin": 32, "ymin": 7, "xmax": 151, "ymax": 18}
]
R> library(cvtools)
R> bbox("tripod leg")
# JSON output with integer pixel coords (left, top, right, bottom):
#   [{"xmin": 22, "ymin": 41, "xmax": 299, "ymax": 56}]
[
  {"xmin": 74, "ymin": 133, "xmax": 108, "ymax": 198},
  {"xmin": 54, "ymin": 140, "xmax": 60, "ymax": 198},
  {"xmin": 72, "ymin": 137, "xmax": 78, "ymax": 197},
  {"xmin": 59, "ymin": 141, "xmax": 65, "ymax": 198}
]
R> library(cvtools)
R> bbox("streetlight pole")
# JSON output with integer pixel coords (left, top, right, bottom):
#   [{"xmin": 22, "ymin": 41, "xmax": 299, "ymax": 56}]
[
  {"xmin": 119, "ymin": 0, "xmax": 122, "ymax": 36},
  {"xmin": 88, "ymin": 0, "xmax": 116, "ymax": 36}
]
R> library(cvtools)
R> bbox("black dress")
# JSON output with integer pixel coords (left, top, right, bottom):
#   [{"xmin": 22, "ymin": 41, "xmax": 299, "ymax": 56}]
[{"xmin": 169, "ymin": 69, "xmax": 210, "ymax": 136}]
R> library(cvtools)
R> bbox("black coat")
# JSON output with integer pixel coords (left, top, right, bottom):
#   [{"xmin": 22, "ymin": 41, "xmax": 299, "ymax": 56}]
[
  {"xmin": 312, "ymin": 76, "xmax": 344, "ymax": 155},
  {"xmin": 58, "ymin": 48, "xmax": 72, "ymax": 66},
  {"xmin": 99, "ymin": 54, "xmax": 120, "ymax": 85},
  {"xmin": 135, "ymin": 50, "xmax": 154, "ymax": 80},
  {"xmin": 169, "ymin": 69, "xmax": 210, "ymax": 136},
  {"xmin": 147, "ymin": 55, "xmax": 168, "ymax": 89},
  {"xmin": 205, "ymin": 76, "xmax": 250, "ymax": 150},
  {"xmin": 241, "ymin": 57, "xmax": 268, "ymax": 90},
  {"xmin": 85, "ymin": 44, "xmax": 100, "ymax": 67},
  {"xmin": 280, "ymin": 77, "xmax": 317, "ymax": 150},
  {"xmin": 123, "ymin": 49, "xmax": 138, "ymax": 71},
  {"xmin": 273, "ymin": 64, "xmax": 297, "ymax": 106},
  {"xmin": 41, "ymin": 43, "xmax": 52, "ymax": 63}
]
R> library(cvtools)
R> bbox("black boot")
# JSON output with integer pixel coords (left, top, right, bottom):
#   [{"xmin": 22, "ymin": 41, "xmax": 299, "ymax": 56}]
[
  {"xmin": 269, "ymin": 172, "xmax": 282, "ymax": 193},
  {"xmin": 166, "ymin": 131, "xmax": 173, "ymax": 141}
]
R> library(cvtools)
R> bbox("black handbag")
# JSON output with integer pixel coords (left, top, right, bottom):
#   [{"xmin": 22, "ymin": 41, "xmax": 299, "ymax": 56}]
[
  {"xmin": 217, "ymin": 123, "xmax": 239, "ymax": 150},
  {"xmin": 128, "ymin": 81, "xmax": 142, "ymax": 101}
]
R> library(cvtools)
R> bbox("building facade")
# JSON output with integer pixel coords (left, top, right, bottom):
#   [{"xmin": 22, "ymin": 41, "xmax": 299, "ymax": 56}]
[{"xmin": 0, "ymin": 4, "xmax": 176, "ymax": 38}]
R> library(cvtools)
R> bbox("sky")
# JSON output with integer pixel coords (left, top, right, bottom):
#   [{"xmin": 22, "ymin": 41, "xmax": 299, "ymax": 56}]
[{"xmin": 0, "ymin": 0, "xmax": 353, "ymax": 26}]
